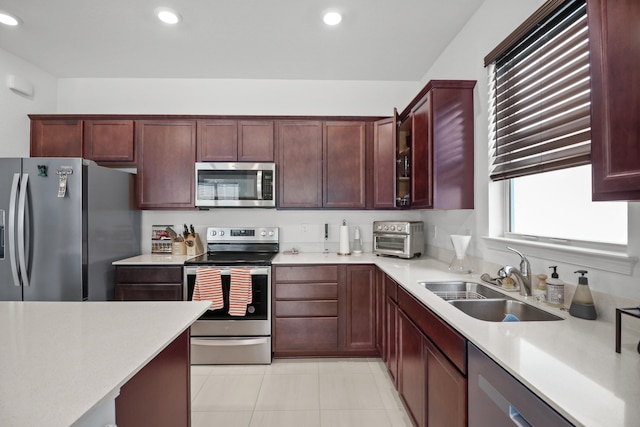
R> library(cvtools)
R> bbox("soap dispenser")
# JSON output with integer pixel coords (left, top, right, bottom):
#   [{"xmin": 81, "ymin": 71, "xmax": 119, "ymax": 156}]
[
  {"xmin": 569, "ymin": 270, "xmax": 597, "ymax": 320},
  {"xmin": 546, "ymin": 266, "xmax": 565, "ymax": 307}
]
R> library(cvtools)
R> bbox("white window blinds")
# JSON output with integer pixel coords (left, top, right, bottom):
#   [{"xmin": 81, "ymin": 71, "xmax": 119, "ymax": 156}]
[{"xmin": 486, "ymin": 0, "xmax": 590, "ymax": 181}]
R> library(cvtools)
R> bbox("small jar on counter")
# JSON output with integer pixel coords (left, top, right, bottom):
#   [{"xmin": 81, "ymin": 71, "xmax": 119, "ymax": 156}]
[{"xmin": 533, "ymin": 274, "xmax": 547, "ymax": 303}]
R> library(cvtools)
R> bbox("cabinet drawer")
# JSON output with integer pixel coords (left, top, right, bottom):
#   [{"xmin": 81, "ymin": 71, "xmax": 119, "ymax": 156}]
[
  {"xmin": 274, "ymin": 265, "xmax": 339, "ymax": 282},
  {"xmin": 275, "ymin": 318, "xmax": 338, "ymax": 350},
  {"xmin": 115, "ymin": 283, "xmax": 183, "ymax": 301},
  {"xmin": 116, "ymin": 266, "xmax": 182, "ymax": 284},
  {"xmin": 275, "ymin": 283, "xmax": 338, "ymax": 300},
  {"xmin": 398, "ymin": 286, "xmax": 466, "ymax": 374},
  {"xmin": 276, "ymin": 300, "xmax": 338, "ymax": 317}
]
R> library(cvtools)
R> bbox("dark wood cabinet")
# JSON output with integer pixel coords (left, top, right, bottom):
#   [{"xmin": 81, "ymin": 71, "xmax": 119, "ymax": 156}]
[
  {"xmin": 84, "ymin": 120, "xmax": 135, "ymax": 163},
  {"xmin": 136, "ymin": 120, "xmax": 196, "ymax": 209},
  {"xmin": 273, "ymin": 264, "xmax": 376, "ymax": 357},
  {"xmin": 344, "ymin": 264, "xmax": 376, "ymax": 351},
  {"xmin": 373, "ymin": 115, "xmax": 398, "ymax": 209},
  {"xmin": 197, "ymin": 119, "xmax": 274, "ymax": 162},
  {"xmin": 396, "ymin": 283, "xmax": 467, "ymax": 427},
  {"xmin": 277, "ymin": 120, "xmax": 370, "ymax": 209},
  {"xmin": 115, "ymin": 266, "xmax": 183, "ymax": 301},
  {"xmin": 277, "ymin": 121, "xmax": 324, "ymax": 208},
  {"xmin": 273, "ymin": 265, "xmax": 341, "ymax": 355},
  {"xmin": 395, "ymin": 80, "xmax": 476, "ymax": 210},
  {"xmin": 385, "ymin": 275, "xmax": 399, "ymax": 385},
  {"xmin": 323, "ymin": 121, "xmax": 367, "ymax": 208},
  {"xmin": 588, "ymin": 0, "xmax": 640, "ymax": 201},
  {"xmin": 398, "ymin": 310, "xmax": 426, "ymax": 427},
  {"xmin": 375, "ymin": 268, "xmax": 386, "ymax": 357},
  {"xmin": 30, "ymin": 119, "xmax": 83, "ymax": 157},
  {"xmin": 116, "ymin": 329, "xmax": 191, "ymax": 427}
]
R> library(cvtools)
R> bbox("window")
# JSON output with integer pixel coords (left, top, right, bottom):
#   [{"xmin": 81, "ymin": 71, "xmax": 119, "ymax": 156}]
[{"xmin": 485, "ymin": 0, "xmax": 627, "ymax": 247}]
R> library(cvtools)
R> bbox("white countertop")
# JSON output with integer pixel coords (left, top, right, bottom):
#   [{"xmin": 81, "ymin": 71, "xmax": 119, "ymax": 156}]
[
  {"xmin": 273, "ymin": 252, "xmax": 640, "ymax": 427},
  {"xmin": 113, "ymin": 253, "xmax": 198, "ymax": 265},
  {"xmin": 0, "ymin": 301, "xmax": 210, "ymax": 427}
]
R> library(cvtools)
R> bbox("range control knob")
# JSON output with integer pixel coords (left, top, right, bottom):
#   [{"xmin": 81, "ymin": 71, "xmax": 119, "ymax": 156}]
[
  {"xmin": 219, "ymin": 230, "xmax": 225, "ymax": 236},
  {"xmin": 210, "ymin": 230, "xmax": 217, "ymax": 236},
  {"xmin": 268, "ymin": 230, "xmax": 274, "ymax": 236},
  {"xmin": 260, "ymin": 230, "xmax": 267, "ymax": 236}
]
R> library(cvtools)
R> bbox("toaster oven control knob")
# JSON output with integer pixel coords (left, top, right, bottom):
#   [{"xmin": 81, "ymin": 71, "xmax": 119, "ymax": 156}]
[
  {"xmin": 390, "ymin": 225, "xmax": 396, "ymax": 231},
  {"xmin": 383, "ymin": 225, "xmax": 389, "ymax": 231},
  {"xmin": 397, "ymin": 225, "xmax": 404, "ymax": 232}
]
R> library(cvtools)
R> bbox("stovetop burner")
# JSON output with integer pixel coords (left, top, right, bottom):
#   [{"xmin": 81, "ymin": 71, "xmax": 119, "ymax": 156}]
[{"xmin": 184, "ymin": 226, "xmax": 279, "ymax": 266}]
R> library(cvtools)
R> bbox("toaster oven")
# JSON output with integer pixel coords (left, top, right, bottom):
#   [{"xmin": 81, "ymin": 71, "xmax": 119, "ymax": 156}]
[{"xmin": 373, "ymin": 221, "xmax": 425, "ymax": 259}]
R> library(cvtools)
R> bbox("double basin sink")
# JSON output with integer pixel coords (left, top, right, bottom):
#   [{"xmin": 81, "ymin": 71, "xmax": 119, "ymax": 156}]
[{"xmin": 421, "ymin": 281, "xmax": 563, "ymax": 322}]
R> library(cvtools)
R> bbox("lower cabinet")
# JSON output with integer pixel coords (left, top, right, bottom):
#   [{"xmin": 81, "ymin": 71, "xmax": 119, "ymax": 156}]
[
  {"xmin": 396, "ymin": 282, "xmax": 467, "ymax": 427},
  {"xmin": 115, "ymin": 266, "xmax": 183, "ymax": 301},
  {"xmin": 468, "ymin": 343, "xmax": 572, "ymax": 427},
  {"xmin": 272, "ymin": 264, "xmax": 377, "ymax": 357},
  {"xmin": 116, "ymin": 329, "xmax": 191, "ymax": 427},
  {"xmin": 385, "ymin": 275, "xmax": 399, "ymax": 386}
]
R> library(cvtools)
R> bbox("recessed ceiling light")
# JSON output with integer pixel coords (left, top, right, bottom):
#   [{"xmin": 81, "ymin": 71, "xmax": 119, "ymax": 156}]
[
  {"xmin": 323, "ymin": 11, "xmax": 342, "ymax": 26},
  {"xmin": 0, "ymin": 11, "xmax": 21, "ymax": 26},
  {"xmin": 155, "ymin": 7, "xmax": 181, "ymax": 25}
]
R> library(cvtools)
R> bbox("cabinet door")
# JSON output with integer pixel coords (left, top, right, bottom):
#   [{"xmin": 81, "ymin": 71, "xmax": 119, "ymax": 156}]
[
  {"xmin": 398, "ymin": 310, "xmax": 426, "ymax": 427},
  {"xmin": 425, "ymin": 338, "xmax": 466, "ymax": 427},
  {"xmin": 277, "ymin": 121, "xmax": 323, "ymax": 208},
  {"xmin": 30, "ymin": 119, "xmax": 83, "ymax": 157},
  {"xmin": 411, "ymin": 94, "xmax": 434, "ymax": 209},
  {"xmin": 238, "ymin": 120, "xmax": 274, "ymax": 162},
  {"xmin": 375, "ymin": 268, "xmax": 386, "ymax": 357},
  {"xmin": 589, "ymin": 0, "xmax": 640, "ymax": 201},
  {"xmin": 385, "ymin": 297, "xmax": 398, "ymax": 385},
  {"xmin": 323, "ymin": 121, "xmax": 367, "ymax": 208},
  {"xmin": 136, "ymin": 120, "xmax": 196, "ymax": 209},
  {"xmin": 197, "ymin": 120, "xmax": 238, "ymax": 162},
  {"xmin": 345, "ymin": 265, "xmax": 376, "ymax": 351},
  {"xmin": 84, "ymin": 120, "xmax": 135, "ymax": 163},
  {"xmin": 373, "ymin": 116, "xmax": 397, "ymax": 209}
]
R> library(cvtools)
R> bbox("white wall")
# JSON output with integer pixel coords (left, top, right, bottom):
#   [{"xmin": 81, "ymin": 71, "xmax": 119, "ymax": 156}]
[
  {"xmin": 417, "ymin": 0, "xmax": 640, "ymax": 315},
  {"xmin": 56, "ymin": 78, "xmax": 419, "ymax": 117},
  {"xmin": 0, "ymin": 48, "xmax": 58, "ymax": 156}
]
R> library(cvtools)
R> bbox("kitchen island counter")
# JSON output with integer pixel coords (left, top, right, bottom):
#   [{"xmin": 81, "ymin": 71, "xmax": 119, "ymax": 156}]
[
  {"xmin": 273, "ymin": 252, "xmax": 640, "ymax": 427},
  {"xmin": 0, "ymin": 300, "xmax": 210, "ymax": 426}
]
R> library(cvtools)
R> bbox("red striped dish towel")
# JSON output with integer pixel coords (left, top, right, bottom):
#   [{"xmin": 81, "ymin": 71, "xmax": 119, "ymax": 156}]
[
  {"xmin": 228, "ymin": 268, "xmax": 252, "ymax": 316},
  {"xmin": 193, "ymin": 268, "xmax": 223, "ymax": 310}
]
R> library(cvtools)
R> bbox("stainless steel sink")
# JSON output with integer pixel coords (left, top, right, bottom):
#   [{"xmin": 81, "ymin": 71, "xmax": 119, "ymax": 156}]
[
  {"xmin": 449, "ymin": 299, "xmax": 563, "ymax": 322},
  {"xmin": 420, "ymin": 281, "xmax": 506, "ymax": 300}
]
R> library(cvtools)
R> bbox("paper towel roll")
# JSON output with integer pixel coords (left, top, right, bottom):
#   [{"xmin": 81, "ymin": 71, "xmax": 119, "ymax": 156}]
[{"xmin": 338, "ymin": 225, "xmax": 351, "ymax": 255}]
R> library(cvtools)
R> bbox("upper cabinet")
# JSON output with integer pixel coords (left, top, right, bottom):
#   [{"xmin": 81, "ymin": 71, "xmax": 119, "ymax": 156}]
[
  {"xmin": 197, "ymin": 119, "xmax": 274, "ymax": 162},
  {"xmin": 588, "ymin": 0, "xmax": 640, "ymax": 201},
  {"xmin": 277, "ymin": 120, "xmax": 369, "ymax": 209},
  {"xmin": 84, "ymin": 120, "xmax": 135, "ymax": 163},
  {"xmin": 407, "ymin": 80, "xmax": 476, "ymax": 210},
  {"xmin": 374, "ymin": 81, "xmax": 476, "ymax": 210},
  {"xmin": 30, "ymin": 118, "xmax": 83, "ymax": 158},
  {"xmin": 136, "ymin": 120, "xmax": 196, "ymax": 209}
]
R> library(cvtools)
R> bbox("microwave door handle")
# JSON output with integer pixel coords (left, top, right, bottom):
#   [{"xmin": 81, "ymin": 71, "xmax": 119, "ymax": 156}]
[{"xmin": 256, "ymin": 170, "xmax": 263, "ymax": 200}]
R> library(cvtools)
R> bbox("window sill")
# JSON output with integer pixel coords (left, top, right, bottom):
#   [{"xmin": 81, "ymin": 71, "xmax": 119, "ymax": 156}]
[{"xmin": 482, "ymin": 236, "xmax": 638, "ymax": 276}]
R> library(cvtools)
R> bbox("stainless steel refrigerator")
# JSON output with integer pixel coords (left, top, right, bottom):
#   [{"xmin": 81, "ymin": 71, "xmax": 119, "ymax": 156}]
[{"xmin": 0, "ymin": 158, "xmax": 141, "ymax": 301}]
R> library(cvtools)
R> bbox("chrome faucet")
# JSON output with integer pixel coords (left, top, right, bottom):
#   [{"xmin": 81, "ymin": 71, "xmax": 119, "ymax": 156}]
[{"xmin": 498, "ymin": 247, "xmax": 532, "ymax": 296}]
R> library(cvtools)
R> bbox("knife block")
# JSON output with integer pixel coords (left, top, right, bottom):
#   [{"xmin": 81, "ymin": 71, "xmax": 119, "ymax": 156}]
[{"xmin": 186, "ymin": 233, "xmax": 204, "ymax": 256}]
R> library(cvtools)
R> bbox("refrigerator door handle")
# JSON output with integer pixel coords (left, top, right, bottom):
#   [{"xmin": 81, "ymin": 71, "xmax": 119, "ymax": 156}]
[
  {"xmin": 17, "ymin": 173, "xmax": 29, "ymax": 288},
  {"xmin": 8, "ymin": 173, "xmax": 21, "ymax": 287}
]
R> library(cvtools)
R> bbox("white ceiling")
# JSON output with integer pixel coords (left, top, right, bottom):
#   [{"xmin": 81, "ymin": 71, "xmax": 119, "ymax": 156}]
[{"xmin": 0, "ymin": 0, "xmax": 484, "ymax": 81}]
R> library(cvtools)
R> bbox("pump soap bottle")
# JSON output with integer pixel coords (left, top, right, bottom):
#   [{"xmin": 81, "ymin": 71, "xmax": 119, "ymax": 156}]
[
  {"xmin": 546, "ymin": 266, "xmax": 565, "ymax": 307},
  {"xmin": 569, "ymin": 270, "xmax": 597, "ymax": 320}
]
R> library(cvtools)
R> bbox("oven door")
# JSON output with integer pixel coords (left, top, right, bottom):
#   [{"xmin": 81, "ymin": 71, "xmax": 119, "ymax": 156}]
[
  {"xmin": 373, "ymin": 232, "xmax": 409, "ymax": 257},
  {"xmin": 183, "ymin": 265, "xmax": 271, "ymax": 336}
]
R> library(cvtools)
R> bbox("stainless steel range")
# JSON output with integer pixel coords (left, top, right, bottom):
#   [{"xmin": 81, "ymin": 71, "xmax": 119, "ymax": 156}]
[{"xmin": 183, "ymin": 226, "xmax": 278, "ymax": 364}]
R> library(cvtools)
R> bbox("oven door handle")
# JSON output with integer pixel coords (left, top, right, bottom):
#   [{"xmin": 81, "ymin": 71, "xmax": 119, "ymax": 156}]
[
  {"xmin": 191, "ymin": 337, "xmax": 269, "ymax": 347},
  {"xmin": 185, "ymin": 267, "xmax": 270, "ymax": 276}
]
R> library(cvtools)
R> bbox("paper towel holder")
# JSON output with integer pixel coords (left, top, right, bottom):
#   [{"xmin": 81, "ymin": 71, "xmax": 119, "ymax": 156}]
[{"xmin": 337, "ymin": 219, "xmax": 351, "ymax": 256}]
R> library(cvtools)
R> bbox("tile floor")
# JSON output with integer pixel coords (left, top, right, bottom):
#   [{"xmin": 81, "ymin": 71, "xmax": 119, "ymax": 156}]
[{"xmin": 191, "ymin": 358, "xmax": 414, "ymax": 427}]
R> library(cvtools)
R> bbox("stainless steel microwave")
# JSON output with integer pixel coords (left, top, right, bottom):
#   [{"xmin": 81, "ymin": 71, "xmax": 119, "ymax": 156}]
[{"xmin": 195, "ymin": 162, "xmax": 276, "ymax": 208}]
